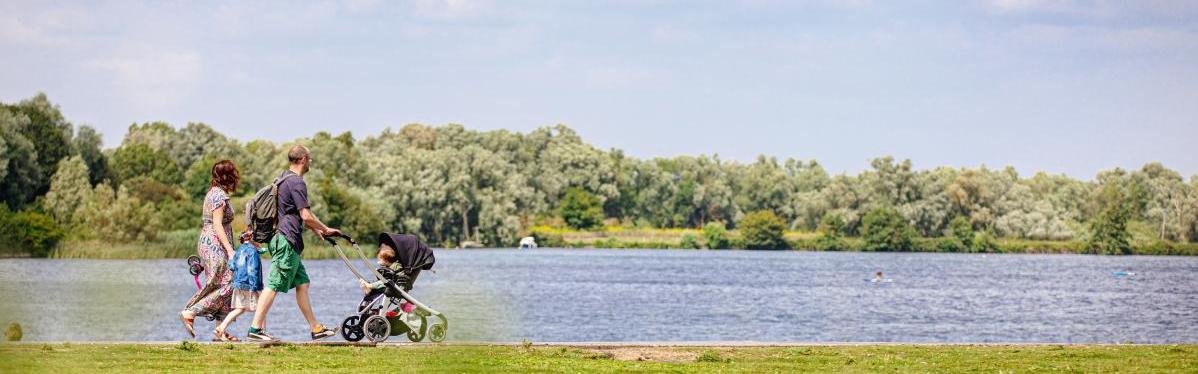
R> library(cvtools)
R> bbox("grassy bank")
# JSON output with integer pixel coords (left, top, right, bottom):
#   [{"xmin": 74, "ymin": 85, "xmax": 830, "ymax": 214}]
[
  {"xmin": 0, "ymin": 343, "xmax": 1194, "ymax": 373},
  {"xmin": 533, "ymin": 227, "xmax": 1198, "ymax": 255},
  {"xmin": 6, "ymin": 227, "xmax": 1195, "ymax": 259}
]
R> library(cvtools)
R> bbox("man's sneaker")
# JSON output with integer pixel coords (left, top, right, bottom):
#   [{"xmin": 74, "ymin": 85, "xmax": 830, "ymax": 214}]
[
  {"xmin": 311, "ymin": 325, "xmax": 338, "ymax": 340},
  {"xmin": 247, "ymin": 330, "xmax": 278, "ymax": 342}
]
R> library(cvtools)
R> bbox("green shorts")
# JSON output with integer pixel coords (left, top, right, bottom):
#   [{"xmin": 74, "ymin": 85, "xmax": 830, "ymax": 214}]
[{"xmin": 266, "ymin": 234, "xmax": 309, "ymax": 293}]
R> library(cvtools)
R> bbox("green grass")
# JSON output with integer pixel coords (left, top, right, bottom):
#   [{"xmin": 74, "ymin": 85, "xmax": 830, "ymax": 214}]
[{"xmin": 0, "ymin": 343, "xmax": 1196, "ymax": 373}]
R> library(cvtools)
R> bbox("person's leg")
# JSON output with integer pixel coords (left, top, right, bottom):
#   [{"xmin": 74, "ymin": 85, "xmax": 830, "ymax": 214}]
[
  {"xmin": 295, "ymin": 283, "xmax": 320, "ymax": 329},
  {"xmin": 290, "ymin": 257, "xmax": 319, "ymax": 329},
  {"xmin": 253, "ymin": 235, "xmax": 293, "ymax": 333},
  {"xmin": 251, "ymin": 289, "xmax": 276, "ymax": 330},
  {"xmin": 217, "ymin": 308, "xmax": 244, "ymax": 335}
]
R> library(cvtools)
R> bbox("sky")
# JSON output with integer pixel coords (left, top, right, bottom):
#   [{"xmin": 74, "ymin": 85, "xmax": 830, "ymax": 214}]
[{"xmin": 1, "ymin": 0, "xmax": 1196, "ymax": 179}]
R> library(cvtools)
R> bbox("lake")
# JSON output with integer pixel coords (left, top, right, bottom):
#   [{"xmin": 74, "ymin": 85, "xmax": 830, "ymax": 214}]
[{"xmin": 1, "ymin": 249, "xmax": 1195, "ymax": 343}]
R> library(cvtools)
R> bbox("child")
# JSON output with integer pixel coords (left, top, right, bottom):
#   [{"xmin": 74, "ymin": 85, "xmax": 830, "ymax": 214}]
[
  {"xmin": 217, "ymin": 232, "xmax": 264, "ymax": 341},
  {"xmin": 358, "ymin": 233, "xmax": 434, "ymax": 314}
]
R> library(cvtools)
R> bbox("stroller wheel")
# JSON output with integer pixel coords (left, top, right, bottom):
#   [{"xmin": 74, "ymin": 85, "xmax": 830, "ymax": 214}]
[
  {"xmin": 364, "ymin": 315, "xmax": 390, "ymax": 343},
  {"xmin": 406, "ymin": 314, "xmax": 428, "ymax": 342},
  {"xmin": 186, "ymin": 255, "xmax": 204, "ymax": 276},
  {"xmin": 428, "ymin": 323, "xmax": 446, "ymax": 343},
  {"xmin": 341, "ymin": 315, "xmax": 365, "ymax": 342}
]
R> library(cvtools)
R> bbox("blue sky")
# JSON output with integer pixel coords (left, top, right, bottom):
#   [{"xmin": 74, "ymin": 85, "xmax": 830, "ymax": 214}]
[{"xmin": 2, "ymin": 0, "xmax": 1196, "ymax": 178}]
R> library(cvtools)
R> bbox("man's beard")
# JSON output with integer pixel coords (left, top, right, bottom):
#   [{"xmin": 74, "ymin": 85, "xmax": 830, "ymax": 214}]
[{"xmin": 302, "ymin": 162, "xmax": 310, "ymax": 173}]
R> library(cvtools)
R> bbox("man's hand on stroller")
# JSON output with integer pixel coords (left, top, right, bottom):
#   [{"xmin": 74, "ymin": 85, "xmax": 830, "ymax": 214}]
[
  {"xmin": 319, "ymin": 227, "xmax": 342, "ymax": 241},
  {"xmin": 358, "ymin": 279, "xmax": 372, "ymax": 294}
]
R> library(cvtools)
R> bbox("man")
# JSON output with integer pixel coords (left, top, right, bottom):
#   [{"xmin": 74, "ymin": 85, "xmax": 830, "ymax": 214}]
[{"xmin": 247, "ymin": 145, "xmax": 341, "ymax": 342}]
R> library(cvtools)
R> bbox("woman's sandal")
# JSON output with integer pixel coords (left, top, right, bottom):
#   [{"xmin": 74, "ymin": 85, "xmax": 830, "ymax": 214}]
[
  {"xmin": 180, "ymin": 313, "xmax": 196, "ymax": 338},
  {"xmin": 214, "ymin": 330, "xmax": 241, "ymax": 342}
]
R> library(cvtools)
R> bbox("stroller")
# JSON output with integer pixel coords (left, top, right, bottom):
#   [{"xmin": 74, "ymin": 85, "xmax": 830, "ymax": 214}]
[{"xmin": 324, "ymin": 233, "xmax": 448, "ymax": 343}]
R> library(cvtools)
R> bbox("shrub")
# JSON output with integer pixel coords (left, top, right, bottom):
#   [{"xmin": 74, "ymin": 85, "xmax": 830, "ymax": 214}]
[
  {"xmin": 0, "ymin": 207, "xmax": 65, "ymax": 257},
  {"xmin": 860, "ymin": 207, "xmax": 915, "ymax": 251},
  {"xmin": 530, "ymin": 231, "xmax": 565, "ymax": 248},
  {"xmin": 738, "ymin": 210, "xmax": 788, "ymax": 250},
  {"xmin": 949, "ymin": 216, "xmax": 973, "ymax": 247},
  {"xmin": 557, "ymin": 188, "xmax": 604, "ymax": 230},
  {"xmin": 935, "ymin": 237, "xmax": 967, "ymax": 252},
  {"xmin": 728, "ymin": 236, "xmax": 747, "ymax": 250},
  {"xmin": 5, "ymin": 323, "xmax": 21, "ymax": 341},
  {"xmin": 678, "ymin": 233, "xmax": 700, "ymax": 249},
  {"xmin": 702, "ymin": 222, "xmax": 730, "ymax": 249},
  {"xmin": 816, "ymin": 213, "xmax": 847, "ymax": 251},
  {"xmin": 971, "ymin": 231, "xmax": 999, "ymax": 253}
]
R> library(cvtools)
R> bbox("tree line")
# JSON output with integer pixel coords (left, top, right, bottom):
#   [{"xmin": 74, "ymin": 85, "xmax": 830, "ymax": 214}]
[{"xmin": 2, "ymin": 93, "xmax": 1196, "ymax": 255}]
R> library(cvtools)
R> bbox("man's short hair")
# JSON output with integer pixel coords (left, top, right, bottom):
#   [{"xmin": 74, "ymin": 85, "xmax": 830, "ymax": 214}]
[{"xmin": 288, "ymin": 145, "xmax": 310, "ymax": 164}]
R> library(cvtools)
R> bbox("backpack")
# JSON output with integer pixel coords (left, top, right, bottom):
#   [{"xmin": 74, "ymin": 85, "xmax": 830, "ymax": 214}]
[{"xmin": 245, "ymin": 173, "xmax": 295, "ymax": 243}]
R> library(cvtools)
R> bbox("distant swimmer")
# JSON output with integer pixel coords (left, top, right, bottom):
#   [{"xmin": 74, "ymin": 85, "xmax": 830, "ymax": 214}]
[
  {"xmin": 1113, "ymin": 269, "xmax": 1136, "ymax": 277},
  {"xmin": 867, "ymin": 271, "xmax": 892, "ymax": 283}
]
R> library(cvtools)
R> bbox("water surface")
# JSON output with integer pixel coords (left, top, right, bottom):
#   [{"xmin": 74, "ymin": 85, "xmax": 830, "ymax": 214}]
[{"xmin": 1, "ymin": 250, "xmax": 1195, "ymax": 343}]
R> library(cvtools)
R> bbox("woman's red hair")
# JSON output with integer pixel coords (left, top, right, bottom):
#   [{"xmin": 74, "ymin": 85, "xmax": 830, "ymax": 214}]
[{"xmin": 210, "ymin": 160, "xmax": 241, "ymax": 193}]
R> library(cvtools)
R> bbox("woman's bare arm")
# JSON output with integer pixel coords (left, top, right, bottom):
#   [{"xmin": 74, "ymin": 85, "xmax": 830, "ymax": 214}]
[{"xmin": 212, "ymin": 203, "xmax": 235, "ymax": 257}]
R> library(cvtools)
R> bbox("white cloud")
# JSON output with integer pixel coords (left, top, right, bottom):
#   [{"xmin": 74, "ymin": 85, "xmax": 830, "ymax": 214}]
[
  {"xmin": 83, "ymin": 49, "xmax": 203, "ymax": 110},
  {"xmin": 984, "ymin": 0, "xmax": 1198, "ymax": 19},
  {"xmin": 0, "ymin": 4, "xmax": 91, "ymax": 47},
  {"xmin": 411, "ymin": 0, "xmax": 489, "ymax": 18},
  {"xmin": 343, "ymin": 0, "xmax": 384, "ymax": 13}
]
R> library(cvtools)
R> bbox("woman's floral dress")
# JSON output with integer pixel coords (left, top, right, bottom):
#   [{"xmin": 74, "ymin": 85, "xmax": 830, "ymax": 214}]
[{"xmin": 182, "ymin": 187, "xmax": 235, "ymax": 320}]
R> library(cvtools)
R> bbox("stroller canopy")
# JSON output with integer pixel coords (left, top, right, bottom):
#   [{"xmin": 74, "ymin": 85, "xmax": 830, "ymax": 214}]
[{"xmin": 378, "ymin": 233, "xmax": 435, "ymax": 271}]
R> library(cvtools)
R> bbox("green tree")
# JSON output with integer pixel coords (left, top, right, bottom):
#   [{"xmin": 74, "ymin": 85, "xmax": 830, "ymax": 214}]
[
  {"xmin": 110, "ymin": 143, "xmax": 183, "ymax": 186},
  {"xmin": 75, "ymin": 183, "xmax": 161, "ymax": 242},
  {"xmin": 734, "ymin": 157, "xmax": 792, "ymax": 221},
  {"xmin": 43, "ymin": 156, "xmax": 92, "ymax": 226},
  {"xmin": 738, "ymin": 210, "xmax": 788, "ymax": 250},
  {"xmin": 120, "ymin": 176, "xmax": 193, "ymax": 231},
  {"xmin": 0, "ymin": 107, "xmax": 41, "ymax": 208},
  {"xmin": 679, "ymin": 233, "xmax": 700, "ymax": 249},
  {"xmin": 702, "ymin": 221, "xmax": 730, "ymax": 249},
  {"xmin": 1087, "ymin": 180, "xmax": 1137, "ymax": 255},
  {"xmin": 183, "ymin": 155, "xmax": 219, "ymax": 199},
  {"xmin": 73, "ymin": 125, "xmax": 109, "ymax": 185},
  {"xmin": 558, "ymin": 188, "xmax": 604, "ymax": 230},
  {"xmin": 317, "ymin": 177, "xmax": 385, "ymax": 243},
  {"xmin": 7, "ymin": 93, "xmax": 74, "ymax": 197},
  {"xmin": 861, "ymin": 207, "xmax": 915, "ymax": 251}
]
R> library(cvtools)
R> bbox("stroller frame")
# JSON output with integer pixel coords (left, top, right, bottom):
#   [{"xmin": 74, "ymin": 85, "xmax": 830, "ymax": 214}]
[{"xmin": 324, "ymin": 234, "xmax": 448, "ymax": 343}]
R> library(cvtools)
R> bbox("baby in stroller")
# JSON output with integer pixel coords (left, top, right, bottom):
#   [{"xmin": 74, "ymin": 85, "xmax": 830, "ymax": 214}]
[
  {"xmin": 337, "ymin": 232, "xmax": 441, "ymax": 343},
  {"xmin": 357, "ymin": 233, "xmax": 433, "ymax": 314}
]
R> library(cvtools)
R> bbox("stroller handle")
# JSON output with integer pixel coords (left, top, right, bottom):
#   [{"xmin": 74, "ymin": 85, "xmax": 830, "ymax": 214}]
[{"xmin": 324, "ymin": 232, "xmax": 356, "ymax": 245}]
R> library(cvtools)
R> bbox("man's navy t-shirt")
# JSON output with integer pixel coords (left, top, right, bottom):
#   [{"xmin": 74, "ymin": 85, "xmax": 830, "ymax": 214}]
[{"xmin": 276, "ymin": 170, "xmax": 309, "ymax": 253}]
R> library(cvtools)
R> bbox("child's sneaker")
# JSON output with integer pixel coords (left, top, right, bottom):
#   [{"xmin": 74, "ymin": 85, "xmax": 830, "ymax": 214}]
[
  {"xmin": 400, "ymin": 301, "xmax": 416, "ymax": 313},
  {"xmin": 311, "ymin": 324, "xmax": 337, "ymax": 340}
]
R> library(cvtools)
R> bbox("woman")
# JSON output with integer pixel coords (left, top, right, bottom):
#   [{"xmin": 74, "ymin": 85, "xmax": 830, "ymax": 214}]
[{"xmin": 180, "ymin": 160, "xmax": 241, "ymax": 341}]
